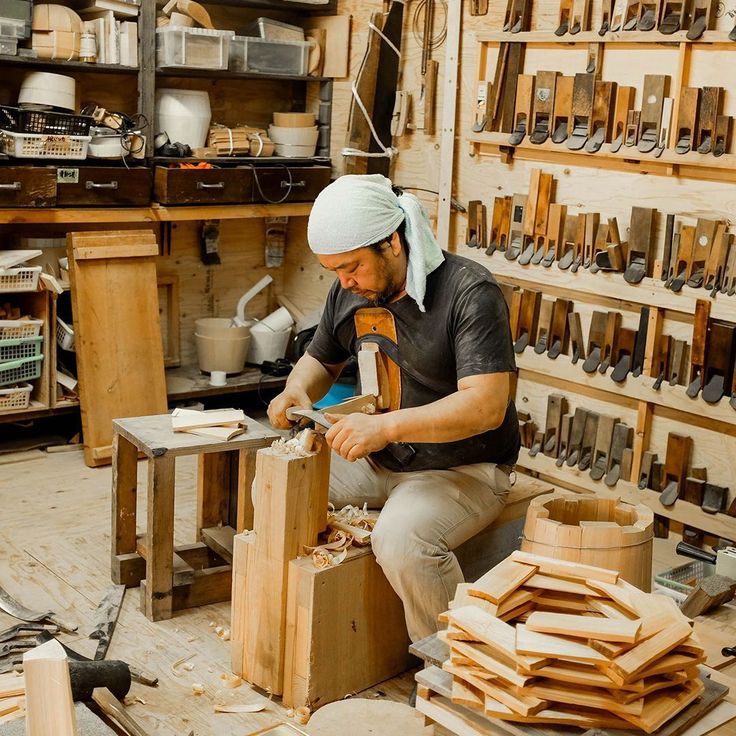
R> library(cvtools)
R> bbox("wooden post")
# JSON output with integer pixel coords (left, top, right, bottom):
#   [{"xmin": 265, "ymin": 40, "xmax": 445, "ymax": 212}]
[
  {"xmin": 110, "ymin": 432, "xmax": 140, "ymax": 586},
  {"xmin": 236, "ymin": 447, "xmax": 258, "ymax": 532},
  {"xmin": 23, "ymin": 639, "xmax": 77, "ymax": 736},
  {"xmin": 232, "ymin": 440, "xmax": 329, "ymax": 695},
  {"xmin": 196, "ymin": 451, "xmax": 234, "ymax": 536}
]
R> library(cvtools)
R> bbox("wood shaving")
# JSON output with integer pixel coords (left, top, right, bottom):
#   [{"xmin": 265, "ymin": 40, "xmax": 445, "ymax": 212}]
[
  {"xmin": 213, "ymin": 703, "xmax": 266, "ymax": 713},
  {"xmin": 307, "ymin": 504, "xmax": 378, "ymax": 568},
  {"xmin": 215, "ymin": 626, "xmax": 231, "ymax": 641},
  {"xmin": 294, "ymin": 706, "xmax": 310, "ymax": 725},
  {"xmin": 124, "ymin": 695, "xmax": 147, "ymax": 706},
  {"xmin": 191, "ymin": 683, "xmax": 205, "ymax": 695},
  {"xmin": 171, "ymin": 653, "xmax": 195, "ymax": 677},
  {"xmin": 219, "ymin": 672, "xmax": 242, "ymax": 689}
]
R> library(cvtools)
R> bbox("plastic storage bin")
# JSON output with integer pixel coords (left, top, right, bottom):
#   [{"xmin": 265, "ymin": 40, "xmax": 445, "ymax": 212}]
[
  {"xmin": 0, "ymin": 383, "xmax": 32, "ymax": 412},
  {"xmin": 0, "ymin": 265, "xmax": 41, "ymax": 291},
  {"xmin": 0, "ymin": 354, "xmax": 43, "ymax": 385},
  {"xmin": 229, "ymin": 37, "xmax": 310, "ymax": 76},
  {"xmin": 0, "ymin": 131, "xmax": 90, "ymax": 160},
  {"xmin": 0, "ymin": 36, "xmax": 18, "ymax": 55},
  {"xmin": 0, "ymin": 318, "xmax": 43, "ymax": 339},
  {"xmin": 56, "ymin": 316, "xmax": 74, "ymax": 351},
  {"xmin": 0, "ymin": 335, "xmax": 42, "ymax": 362},
  {"xmin": 156, "ymin": 26, "xmax": 235, "ymax": 70}
]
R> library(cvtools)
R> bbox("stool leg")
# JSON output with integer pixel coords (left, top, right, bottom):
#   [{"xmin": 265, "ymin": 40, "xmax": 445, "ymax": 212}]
[
  {"xmin": 197, "ymin": 451, "xmax": 233, "ymax": 539},
  {"xmin": 111, "ymin": 433, "xmax": 143, "ymax": 586},
  {"xmin": 236, "ymin": 448, "xmax": 258, "ymax": 533},
  {"xmin": 145, "ymin": 455, "xmax": 175, "ymax": 621}
]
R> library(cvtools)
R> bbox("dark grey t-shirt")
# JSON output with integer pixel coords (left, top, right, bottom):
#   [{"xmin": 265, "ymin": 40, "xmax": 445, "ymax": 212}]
[{"xmin": 307, "ymin": 252, "xmax": 520, "ymax": 472}]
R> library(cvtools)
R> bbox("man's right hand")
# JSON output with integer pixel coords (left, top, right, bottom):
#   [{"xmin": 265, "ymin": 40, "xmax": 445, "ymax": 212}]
[{"xmin": 267, "ymin": 388, "xmax": 313, "ymax": 430}]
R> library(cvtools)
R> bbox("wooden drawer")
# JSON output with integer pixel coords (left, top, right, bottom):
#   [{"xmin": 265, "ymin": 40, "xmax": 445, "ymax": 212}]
[
  {"xmin": 252, "ymin": 166, "xmax": 331, "ymax": 203},
  {"xmin": 154, "ymin": 166, "xmax": 253, "ymax": 205},
  {"xmin": 0, "ymin": 167, "xmax": 56, "ymax": 207},
  {"xmin": 56, "ymin": 167, "xmax": 152, "ymax": 206}
]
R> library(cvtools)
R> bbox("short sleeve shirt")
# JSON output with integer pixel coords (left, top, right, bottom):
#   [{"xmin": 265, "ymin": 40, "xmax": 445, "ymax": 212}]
[{"xmin": 307, "ymin": 252, "xmax": 521, "ymax": 471}]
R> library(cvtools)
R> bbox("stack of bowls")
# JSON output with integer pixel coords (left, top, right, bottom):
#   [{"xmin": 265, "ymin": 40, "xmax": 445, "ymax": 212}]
[
  {"xmin": 269, "ymin": 112, "xmax": 318, "ymax": 157},
  {"xmin": 195, "ymin": 318, "xmax": 252, "ymax": 374}
]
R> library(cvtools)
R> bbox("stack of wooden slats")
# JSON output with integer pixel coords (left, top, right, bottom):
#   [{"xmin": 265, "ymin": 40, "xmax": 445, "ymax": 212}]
[
  {"xmin": 207, "ymin": 126, "xmax": 274, "ymax": 157},
  {"xmin": 439, "ymin": 550, "xmax": 707, "ymax": 734},
  {"xmin": 0, "ymin": 672, "xmax": 25, "ymax": 724}
]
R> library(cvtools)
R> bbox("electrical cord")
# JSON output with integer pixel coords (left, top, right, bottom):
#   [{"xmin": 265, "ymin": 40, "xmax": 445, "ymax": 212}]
[
  {"xmin": 395, "ymin": 185, "xmax": 467, "ymax": 213},
  {"xmin": 249, "ymin": 164, "xmax": 294, "ymax": 205},
  {"xmin": 411, "ymin": 0, "xmax": 448, "ymax": 51}
]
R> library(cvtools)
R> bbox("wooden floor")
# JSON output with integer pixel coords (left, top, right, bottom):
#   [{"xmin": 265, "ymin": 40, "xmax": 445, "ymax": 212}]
[{"xmin": 0, "ymin": 448, "xmax": 419, "ymax": 735}]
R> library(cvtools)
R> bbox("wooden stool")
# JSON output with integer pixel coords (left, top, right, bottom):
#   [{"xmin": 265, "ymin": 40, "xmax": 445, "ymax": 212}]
[{"xmin": 110, "ymin": 413, "xmax": 278, "ymax": 621}]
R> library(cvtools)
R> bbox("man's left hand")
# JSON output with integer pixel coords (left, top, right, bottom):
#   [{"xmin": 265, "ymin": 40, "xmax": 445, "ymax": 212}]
[{"xmin": 324, "ymin": 412, "xmax": 390, "ymax": 462}]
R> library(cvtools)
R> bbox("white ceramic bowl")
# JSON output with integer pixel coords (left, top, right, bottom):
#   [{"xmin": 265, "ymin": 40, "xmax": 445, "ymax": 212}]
[
  {"xmin": 274, "ymin": 142, "xmax": 317, "ymax": 157},
  {"xmin": 268, "ymin": 124, "xmax": 319, "ymax": 146}
]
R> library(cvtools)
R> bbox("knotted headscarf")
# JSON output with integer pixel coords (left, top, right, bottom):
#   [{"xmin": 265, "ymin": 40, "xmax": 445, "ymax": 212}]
[{"xmin": 307, "ymin": 174, "xmax": 444, "ymax": 312}]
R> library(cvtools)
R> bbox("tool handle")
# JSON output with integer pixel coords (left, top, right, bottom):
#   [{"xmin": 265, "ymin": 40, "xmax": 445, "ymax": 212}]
[
  {"xmin": 384, "ymin": 441, "xmax": 416, "ymax": 467},
  {"xmin": 722, "ymin": 647, "xmax": 736, "ymax": 657},
  {"xmin": 93, "ymin": 688, "xmax": 150, "ymax": 736},
  {"xmin": 675, "ymin": 541, "xmax": 717, "ymax": 565}
]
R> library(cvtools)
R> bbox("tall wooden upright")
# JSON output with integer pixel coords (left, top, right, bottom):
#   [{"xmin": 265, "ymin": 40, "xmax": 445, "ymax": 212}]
[{"xmin": 231, "ymin": 439, "xmax": 329, "ymax": 695}]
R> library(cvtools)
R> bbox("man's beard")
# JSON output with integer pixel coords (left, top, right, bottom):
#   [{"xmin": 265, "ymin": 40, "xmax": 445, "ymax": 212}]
[{"xmin": 356, "ymin": 255, "xmax": 402, "ymax": 305}]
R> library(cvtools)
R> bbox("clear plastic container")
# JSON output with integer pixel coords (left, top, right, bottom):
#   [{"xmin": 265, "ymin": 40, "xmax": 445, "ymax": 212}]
[
  {"xmin": 156, "ymin": 26, "xmax": 235, "ymax": 70},
  {"xmin": 0, "ymin": 36, "xmax": 18, "ymax": 55},
  {"xmin": 229, "ymin": 36, "xmax": 310, "ymax": 76}
]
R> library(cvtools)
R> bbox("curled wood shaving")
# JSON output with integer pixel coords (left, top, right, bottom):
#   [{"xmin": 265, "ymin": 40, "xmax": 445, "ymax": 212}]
[
  {"xmin": 219, "ymin": 672, "xmax": 242, "ymax": 689},
  {"xmin": 294, "ymin": 706, "xmax": 311, "ymax": 725},
  {"xmin": 182, "ymin": 663, "xmax": 194, "ymax": 672},
  {"xmin": 191, "ymin": 683, "xmax": 205, "ymax": 696},
  {"xmin": 215, "ymin": 626, "xmax": 231, "ymax": 641},
  {"xmin": 213, "ymin": 703, "xmax": 266, "ymax": 713},
  {"xmin": 307, "ymin": 504, "xmax": 378, "ymax": 568},
  {"xmin": 171, "ymin": 653, "xmax": 196, "ymax": 677}
]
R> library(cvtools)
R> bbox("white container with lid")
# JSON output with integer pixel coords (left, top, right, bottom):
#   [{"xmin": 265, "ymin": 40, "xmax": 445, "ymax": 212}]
[
  {"xmin": 18, "ymin": 71, "xmax": 76, "ymax": 111},
  {"xmin": 155, "ymin": 88, "xmax": 211, "ymax": 149}
]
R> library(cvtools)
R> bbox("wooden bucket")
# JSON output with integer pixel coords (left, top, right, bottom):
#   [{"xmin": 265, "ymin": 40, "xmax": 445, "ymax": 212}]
[{"xmin": 521, "ymin": 492, "xmax": 654, "ymax": 591}]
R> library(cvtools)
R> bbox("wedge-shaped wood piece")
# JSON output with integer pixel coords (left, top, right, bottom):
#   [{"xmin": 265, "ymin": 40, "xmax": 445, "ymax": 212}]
[
  {"xmin": 583, "ymin": 311, "xmax": 608, "ymax": 374},
  {"xmin": 443, "ymin": 663, "xmax": 548, "ymax": 716},
  {"xmin": 506, "ymin": 193, "xmax": 527, "ymax": 262},
  {"xmin": 661, "ymin": 214, "xmax": 675, "ymax": 283},
  {"xmin": 696, "ymin": 86, "xmax": 722, "ymax": 155},
  {"xmin": 551, "ymin": 75, "xmax": 574, "ymax": 144},
  {"xmin": 660, "ymin": 0, "xmax": 688, "ymax": 33},
  {"xmin": 564, "ymin": 407, "xmax": 589, "ymax": 467},
  {"xmin": 513, "ymin": 287, "xmax": 541, "ymax": 352},
  {"xmin": 546, "ymin": 299, "xmax": 571, "ymax": 359},
  {"xmin": 704, "ymin": 223, "xmax": 730, "ymax": 294},
  {"xmin": 687, "ymin": 218, "xmax": 718, "ymax": 288},
  {"xmin": 465, "ymin": 200, "xmax": 484, "ymax": 249},
  {"xmin": 515, "ymin": 624, "xmax": 607, "ymax": 664},
  {"xmin": 517, "ymin": 660, "xmax": 621, "ymax": 689},
  {"xmin": 529, "ymin": 71, "xmax": 558, "ymax": 145},
  {"xmin": 687, "ymin": 299, "xmax": 711, "ymax": 397},
  {"xmin": 599, "ymin": 311, "xmax": 621, "ymax": 374},
  {"xmin": 608, "ymin": 617, "xmax": 692, "ymax": 681},
  {"xmin": 610, "ymin": 85, "xmax": 635, "ymax": 153},
  {"xmin": 511, "ymin": 550, "xmax": 618, "ymax": 583},
  {"xmin": 605, "ymin": 422, "xmax": 633, "ymax": 486},
  {"xmin": 509, "ymin": 75, "xmax": 535, "ymax": 145},
  {"xmin": 542, "ymin": 394, "xmax": 565, "ymax": 457},
  {"xmin": 632, "ymin": 306, "xmax": 649, "ymax": 378},
  {"xmin": 637, "ymin": 75, "xmax": 669, "ymax": 154},
  {"xmin": 557, "ymin": 212, "xmax": 579, "ymax": 270},
  {"xmin": 469, "ymin": 557, "xmax": 538, "ymax": 604},
  {"xmin": 567, "ymin": 312, "xmax": 585, "ymax": 364},
  {"xmin": 524, "ymin": 679, "xmax": 644, "ymax": 717},
  {"xmin": 495, "ymin": 43, "xmax": 526, "ymax": 134},
  {"xmin": 171, "ymin": 408, "xmax": 245, "ymax": 431},
  {"xmin": 589, "ymin": 414, "xmax": 617, "ymax": 482},
  {"xmin": 446, "ymin": 606, "xmax": 548, "ymax": 669},
  {"xmin": 586, "ymin": 578, "xmax": 648, "ymax": 616},
  {"xmin": 687, "ymin": 0, "xmax": 717, "ymax": 40},
  {"xmin": 567, "ymin": 73, "xmax": 595, "ymax": 150},
  {"xmin": 713, "ymin": 114, "xmax": 732, "ymax": 157},
  {"xmin": 555, "ymin": 414, "xmax": 573, "ymax": 466},
  {"xmin": 487, "ymin": 196, "xmax": 507, "ymax": 254},
  {"xmin": 585, "ymin": 81, "xmax": 616, "ymax": 153},
  {"xmin": 542, "ymin": 203, "xmax": 567, "ymax": 267},
  {"xmin": 577, "ymin": 411, "xmax": 599, "ymax": 472},
  {"xmin": 443, "ymin": 635, "xmax": 532, "ymax": 687},
  {"xmin": 676, "ymin": 87, "xmax": 700, "ymax": 154},
  {"xmin": 624, "ymin": 206, "xmax": 656, "ymax": 284},
  {"xmin": 622, "ymin": 677, "xmax": 705, "ymax": 733},
  {"xmin": 611, "ymin": 328, "xmax": 637, "ymax": 383},
  {"xmin": 526, "ymin": 611, "xmax": 640, "ymax": 643},
  {"xmin": 571, "ymin": 212, "xmax": 587, "ymax": 272},
  {"xmin": 583, "ymin": 212, "xmax": 599, "ymax": 269}
]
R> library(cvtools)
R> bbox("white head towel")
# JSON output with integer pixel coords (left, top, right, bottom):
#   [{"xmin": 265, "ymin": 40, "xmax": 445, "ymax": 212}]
[{"xmin": 307, "ymin": 174, "xmax": 444, "ymax": 312}]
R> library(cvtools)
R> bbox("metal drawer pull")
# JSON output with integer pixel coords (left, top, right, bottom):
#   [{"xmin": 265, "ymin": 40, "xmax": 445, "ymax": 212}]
[
  {"xmin": 86, "ymin": 181, "xmax": 119, "ymax": 190},
  {"xmin": 0, "ymin": 181, "xmax": 21, "ymax": 191},
  {"xmin": 282, "ymin": 180, "xmax": 306, "ymax": 188},
  {"xmin": 197, "ymin": 181, "xmax": 225, "ymax": 190}
]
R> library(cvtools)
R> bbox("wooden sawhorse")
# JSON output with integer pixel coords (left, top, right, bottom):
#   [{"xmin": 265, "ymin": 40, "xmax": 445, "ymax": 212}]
[{"xmin": 110, "ymin": 413, "xmax": 278, "ymax": 621}]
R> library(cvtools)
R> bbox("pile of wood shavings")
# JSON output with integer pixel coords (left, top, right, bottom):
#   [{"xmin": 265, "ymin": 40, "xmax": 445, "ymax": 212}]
[{"xmin": 306, "ymin": 503, "xmax": 378, "ymax": 569}]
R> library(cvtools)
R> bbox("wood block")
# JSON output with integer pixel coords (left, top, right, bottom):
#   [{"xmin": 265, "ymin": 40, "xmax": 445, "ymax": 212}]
[
  {"xmin": 687, "ymin": 218, "xmax": 719, "ymax": 287},
  {"xmin": 624, "ymin": 206, "xmax": 656, "ymax": 284},
  {"xmin": 495, "ymin": 43, "xmax": 526, "ymax": 134},
  {"xmin": 529, "ymin": 70, "xmax": 557, "ymax": 145},
  {"xmin": 509, "ymin": 74, "xmax": 535, "ymax": 144},
  {"xmin": 568, "ymin": 312, "xmax": 586, "ymax": 363},
  {"xmin": 565, "ymin": 407, "xmax": 589, "ymax": 466},
  {"xmin": 526, "ymin": 611, "xmax": 640, "ymax": 642},
  {"xmin": 703, "ymin": 321, "xmax": 736, "ymax": 404},
  {"xmin": 676, "ymin": 87, "xmax": 700, "ymax": 154},
  {"xmin": 542, "ymin": 393, "xmax": 565, "ymax": 457},
  {"xmin": 583, "ymin": 311, "xmax": 608, "ymax": 373},
  {"xmin": 570, "ymin": 0, "xmax": 592, "ymax": 32},
  {"xmin": 551, "ymin": 75, "xmax": 574, "ymax": 143},
  {"xmin": 544, "ymin": 203, "xmax": 567, "ymax": 265},
  {"xmin": 637, "ymin": 75, "xmax": 669, "ymax": 153},
  {"xmin": 513, "ymin": 288, "xmax": 541, "ymax": 352},
  {"xmin": 444, "ymin": 636, "xmax": 532, "ymax": 688},
  {"xmin": 567, "ymin": 73, "xmax": 595, "ymax": 150},
  {"xmin": 515, "ymin": 624, "xmax": 607, "ymax": 664},
  {"xmin": 488, "ymin": 196, "xmax": 508, "ymax": 253},
  {"xmin": 704, "ymin": 223, "xmax": 730, "ymax": 292},
  {"xmin": 524, "ymin": 573, "xmax": 601, "ymax": 597},
  {"xmin": 714, "ymin": 114, "xmax": 732, "ymax": 157},
  {"xmin": 506, "ymin": 193, "xmax": 527, "ymax": 261},
  {"xmin": 589, "ymin": 414, "xmax": 617, "ymax": 482},
  {"xmin": 611, "ymin": 85, "xmax": 635, "ymax": 150},
  {"xmin": 599, "ymin": 311, "xmax": 621, "ymax": 374},
  {"xmin": 687, "ymin": 298, "xmax": 711, "ymax": 397},
  {"xmin": 605, "ymin": 423, "xmax": 633, "ymax": 487},
  {"xmin": 532, "ymin": 298, "xmax": 554, "ymax": 354},
  {"xmin": 624, "ymin": 677, "xmax": 705, "ymax": 733},
  {"xmin": 282, "ymin": 546, "xmax": 410, "ymax": 709},
  {"xmin": 585, "ymin": 80, "xmax": 616, "ymax": 153}
]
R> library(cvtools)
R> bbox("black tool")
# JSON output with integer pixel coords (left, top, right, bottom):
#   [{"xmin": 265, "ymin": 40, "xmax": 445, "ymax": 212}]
[{"xmin": 676, "ymin": 541, "xmax": 716, "ymax": 564}]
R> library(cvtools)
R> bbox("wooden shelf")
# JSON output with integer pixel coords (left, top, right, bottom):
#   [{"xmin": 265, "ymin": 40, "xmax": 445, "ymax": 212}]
[
  {"xmin": 166, "ymin": 364, "xmax": 286, "ymax": 401},
  {"xmin": 157, "ymin": 67, "xmax": 329, "ymax": 82},
  {"xmin": 519, "ymin": 449, "xmax": 736, "ymax": 539},
  {"xmin": 0, "ymin": 202, "xmax": 314, "ymax": 224},
  {"xmin": 476, "ymin": 29, "xmax": 734, "ymax": 46},
  {"xmin": 516, "ymin": 348, "xmax": 736, "ymax": 431},
  {"xmin": 154, "ymin": 156, "xmax": 331, "ymax": 167},
  {"xmin": 468, "ymin": 131, "xmax": 736, "ymax": 184},
  {"xmin": 0, "ymin": 400, "xmax": 79, "ymax": 424},
  {"xmin": 205, "ymin": 0, "xmax": 336, "ymax": 12},
  {"xmin": 0, "ymin": 54, "xmax": 137, "ymax": 74},
  {"xmin": 463, "ymin": 248, "xmax": 736, "ymax": 321}
]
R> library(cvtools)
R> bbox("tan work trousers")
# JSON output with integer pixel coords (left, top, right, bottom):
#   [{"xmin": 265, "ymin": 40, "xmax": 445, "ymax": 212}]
[{"xmin": 329, "ymin": 454, "xmax": 510, "ymax": 642}]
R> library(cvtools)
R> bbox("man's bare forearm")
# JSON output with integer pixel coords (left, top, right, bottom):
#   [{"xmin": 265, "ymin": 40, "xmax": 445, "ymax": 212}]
[{"xmin": 286, "ymin": 352, "xmax": 342, "ymax": 404}]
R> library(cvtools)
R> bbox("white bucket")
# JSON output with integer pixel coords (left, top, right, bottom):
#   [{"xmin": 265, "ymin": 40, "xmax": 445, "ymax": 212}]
[
  {"xmin": 195, "ymin": 317, "xmax": 252, "ymax": 339},
  {"xmin": 248, "ymin": 324, "xmax": 291, "ymax": 364},
  {"xmin": 155, "ymin": 88, "xmax": 211, "ymax": 149},
  {"xmin": 196, "ymin": 332, "xmax": 251, "ymax": 374},
  {"xmin": 19, "ymin": 72, "xmax": 76, "ymax": 111}
]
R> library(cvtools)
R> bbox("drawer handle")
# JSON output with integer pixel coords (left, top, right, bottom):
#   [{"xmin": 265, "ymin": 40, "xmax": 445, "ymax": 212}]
[
  {"xmin": 282, "ymin": 180, "xmax": 306, "ymax": 188},
  {"xmin": 0, "ymin": 181, "xmax": 21, "ymax": 191},
  {"xmin": 197, "ymin": 181, "xmax": 225, "ymax": 190},
  {"xmin": 86, "ymin": 181, "xmax": 119, "ymax": 190}
]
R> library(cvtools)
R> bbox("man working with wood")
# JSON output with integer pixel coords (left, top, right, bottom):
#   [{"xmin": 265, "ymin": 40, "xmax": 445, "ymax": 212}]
[{"xmin": 268, "ymin": 174, "xmax": 520, "ymax": 643}]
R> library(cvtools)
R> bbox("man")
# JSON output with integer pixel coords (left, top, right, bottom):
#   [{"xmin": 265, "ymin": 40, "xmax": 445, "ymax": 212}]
[{"xmin": 268, "ymin": 174, "xmax": 520, "ymax": 643}]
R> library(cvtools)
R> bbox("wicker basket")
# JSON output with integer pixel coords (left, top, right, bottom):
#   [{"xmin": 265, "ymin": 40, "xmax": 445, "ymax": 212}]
[
  {"xmin": 0, "ymin": 130, "xmax": 90, "ymax": 160},
  {"xmin": 0, "ymin": 383, "xmax": 32, "ymax": 413},
  {"xmin": 0, "ymin": 319, "xmax": 43, "ymax": 339}
]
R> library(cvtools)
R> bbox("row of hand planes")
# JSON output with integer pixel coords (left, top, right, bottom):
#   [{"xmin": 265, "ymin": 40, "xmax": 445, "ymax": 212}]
[
  {"xmin": 496, "ymin": 0, "xmax": 730, "ymax": 40},
  {"xmin": 467, "ymin": 169, "xmax": 736, "ymax": 298},
  {"xmin": 503, "ymin": 71, "xmax": 730, "ymax": 159},
  {"xmin": 509, "ymin": 282, "xmax": 736, "ymax": 406}
]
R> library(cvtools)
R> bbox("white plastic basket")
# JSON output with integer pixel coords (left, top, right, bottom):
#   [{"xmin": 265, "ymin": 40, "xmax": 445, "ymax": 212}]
[
  {"xmin": 0, "ymin": 319, "xmax": 43, "ymax": 339},
  {"xmin": 0, "ymin": 335, "xmax": 42, "ymax": 362},
  {"xmin": 0, "ymin": 383, "xmax": 32, "ymax": 413},
  {"xmin": 0, "ymin": 265, "xmax": 41, "ymax": 292},
  {"xmin": 56, "ymin": 316, "xmax": 74, "ymax": 351},
  {"xmin": 0, "ymin": 355, "xmax": 43, "ymax": 386},
  {"xmin": 0, "ymin": 130, "xmax": 90, "ymax": 160}
]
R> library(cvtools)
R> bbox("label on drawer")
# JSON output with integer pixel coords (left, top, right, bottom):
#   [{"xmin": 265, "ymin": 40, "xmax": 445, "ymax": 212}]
[{"xmin": 57, "ymin": 168, "xmax": 80, "ymax": 184}]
